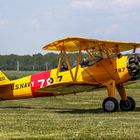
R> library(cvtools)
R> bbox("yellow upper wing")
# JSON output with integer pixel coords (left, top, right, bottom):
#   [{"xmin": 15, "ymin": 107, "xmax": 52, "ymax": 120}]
[{"xmin": 42, "ymin": 36, "xmax": 140, "ymax": 52}]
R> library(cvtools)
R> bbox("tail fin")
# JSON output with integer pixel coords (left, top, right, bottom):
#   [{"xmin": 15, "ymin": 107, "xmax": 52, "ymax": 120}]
[{"xmin": 0, "ymin": 71, "xmax": 10, "ymax": 85}]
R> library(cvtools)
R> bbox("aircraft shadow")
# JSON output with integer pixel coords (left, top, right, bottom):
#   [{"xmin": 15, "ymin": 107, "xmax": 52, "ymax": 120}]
[
  {"xmin": 0, "ymin": 106, "xmax": 140, "ymax": 114},
  {"xmin": 0, "ymin": 106, "xmax": 104, "ymax": 114},
  {"xmin": 54, "ymin": 107, "xmax": 140, "ymax": 114},
  {"xmin": 134, "ymin": 107, "xmax": 140, "ymax": 111},
  {"xmin": 0, "ymin": 105, "xmax": 104, "ymax": 113},
  {"xmin": 54, "ymin": 108, "xmax": 104, "ymax": 114},
  {"xmin": 0, "ymin": 106, "xmax": 35, "ymax": 109}
]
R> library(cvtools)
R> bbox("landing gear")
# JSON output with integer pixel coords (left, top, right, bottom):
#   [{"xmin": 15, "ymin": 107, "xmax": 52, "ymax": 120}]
[
  {"xmin": 103, "ymin": 97, "xmax": 119, "ymax": 112},
  {"xmin": 116, "ymin": 84, "xmax": 136, "ymax": 111},
  {"xmin": 102, "ymin": 96, "xmax": 136, "ymax": 112},
  {"xmin": 103, "ymin": 82, "xmax": 136, "ymax": 112},
  {"xmin": 120, "ymin": 96, "xmax": 135, "ymax": 111},
  {"xmin": 103, "ymin": 80, "xmax": 119, "ymax": 112}
]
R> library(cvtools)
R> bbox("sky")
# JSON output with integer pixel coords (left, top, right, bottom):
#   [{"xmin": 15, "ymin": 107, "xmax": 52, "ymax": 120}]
[{"xmin": 0, "ymin": 0, "xmax": 140, "ymax": 55}]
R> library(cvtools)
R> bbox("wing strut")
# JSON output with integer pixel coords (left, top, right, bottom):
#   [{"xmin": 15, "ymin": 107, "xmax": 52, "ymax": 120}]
[
  {"xmin": 57, "ymin": 49, "xmax": 63, "ymax": 81},
  {"xmin": 114, "ymin": 44, "xmax": 120, "ymax": 55},
  {"xmin": 132, "ymin": 45, "xmax": 137, "ymax": 53},
  {"xmin": 86, "ymin": 49, "xmax": 96, "ymax": 63},
  {"xmin": 97, "ymin": 44, "xmax": 103, "ymax": 58},
  {"xmin": 63, "ymin": 49, "xmax": 74, "ymax": 81},
  {"xmin": 56, "ymin": 43, "xmax": 82, "ymax": 82},
  {"xmin": 74, "ymin": 48, "xmax": 81, "ymax": 81}
]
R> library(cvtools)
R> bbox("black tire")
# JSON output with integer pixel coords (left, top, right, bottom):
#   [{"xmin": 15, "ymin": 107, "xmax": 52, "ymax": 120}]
[
  {"xmin": 127, "ymin": 96, "xmax": 136, "ymax": 111},
  {"xmin": 103, "ymin": 97, "xmax": 119, "ymax": 112},
  {"xmin": 120, "ymin": 96, "xmax": 135, "ymax": 111}
]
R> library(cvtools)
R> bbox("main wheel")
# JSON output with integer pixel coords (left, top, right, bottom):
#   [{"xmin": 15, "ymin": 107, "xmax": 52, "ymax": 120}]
[
  {"xmin": 102, "ymin": 97, "xmax": 119, "ymax": 112},
  {"xmin": 120, "ymin": 96, "xmax": 135, "ymax": 111}
]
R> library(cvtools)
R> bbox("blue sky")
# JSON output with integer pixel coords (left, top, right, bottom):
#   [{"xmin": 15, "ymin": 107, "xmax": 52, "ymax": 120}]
[{"xmin": 0, "ymin": 0, "xmax": 140, "ymax": 55}]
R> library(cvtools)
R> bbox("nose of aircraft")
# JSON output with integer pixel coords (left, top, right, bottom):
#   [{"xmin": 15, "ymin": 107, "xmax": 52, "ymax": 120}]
[{"xmin": 127, "ymin": 54, "xmax": 140, "ymax": 80}]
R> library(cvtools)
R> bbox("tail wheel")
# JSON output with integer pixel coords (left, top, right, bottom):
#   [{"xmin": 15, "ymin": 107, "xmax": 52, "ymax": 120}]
[
  {"xmin": 120, "ymin": 96, "xmax": 135, "ymax": 111},
  {"xmin": 103, "ymin": 97, "xmax": 119, "ymax": 112}
]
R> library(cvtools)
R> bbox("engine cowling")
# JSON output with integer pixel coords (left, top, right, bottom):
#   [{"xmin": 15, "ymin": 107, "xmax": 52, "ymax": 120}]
[{"xmin": 127, "ymin": 54, "xmax": 140, "ymax": 80}]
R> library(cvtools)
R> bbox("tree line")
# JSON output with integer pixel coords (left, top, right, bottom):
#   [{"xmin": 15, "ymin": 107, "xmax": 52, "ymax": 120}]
[
  {"xmin": 0, "ymin": 53, "xmax": 84, "ymax": 71},
  {"xmin": 0, "ymin": 52, "xmax": 134, "ymax": 71}
]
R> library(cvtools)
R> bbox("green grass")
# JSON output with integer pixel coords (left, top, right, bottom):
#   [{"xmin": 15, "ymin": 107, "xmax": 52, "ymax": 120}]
[
  {"xmin": 1, "ymin": 71, "xmax": 140, "ymax": 139},
  {"xmin": 125, "ymin": 81, "xmax": 140, "ymax": 89},
  {"xmin": 0, "ymin": 90, "xmax": 139, "ymax": 139}
]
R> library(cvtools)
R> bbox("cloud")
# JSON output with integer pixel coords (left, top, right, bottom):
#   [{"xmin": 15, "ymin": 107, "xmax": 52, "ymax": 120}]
[
  {"xmin": 0, "ymin": 0, "xmax": 140, "ymax": 55},
  {"xmin": 72, "ymin": 0, "xmax": 98, "ymax": 8},
  {"xmin": 95, "ymin": 24, "xmax": 120, "ymax": 37},
  {"xmin": 113, "ymin": 0, "xmax": 140, "ymax": 7},
  {"xmin": 31, "ymin": 18, "xmax": 40, "ymax": 30},
  {"xmin": 0, "ymin": 18, "xmax": 9, "ymax": 30},
  {"xmin": 72, "ymin": 0, "xmax": 140, "ymax": 11},
  {"xmin": 71, "ymin": 0, "xmax": 140, "ymax": 32}
]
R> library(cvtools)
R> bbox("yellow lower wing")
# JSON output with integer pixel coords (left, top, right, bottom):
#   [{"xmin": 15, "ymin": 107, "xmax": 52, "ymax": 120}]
[{"xmin": 35, "ymin": 82, "xmax": 101, "ymax": 95}]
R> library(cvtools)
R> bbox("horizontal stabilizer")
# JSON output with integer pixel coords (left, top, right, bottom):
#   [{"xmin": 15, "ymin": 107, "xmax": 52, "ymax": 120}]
[
  {"xmin": 0, "ymin": 71, "xmax": 14, "ymax": 87},
  {"xmin": 0, "ymin": 81, "xmax": 14, "ymax": 87}
]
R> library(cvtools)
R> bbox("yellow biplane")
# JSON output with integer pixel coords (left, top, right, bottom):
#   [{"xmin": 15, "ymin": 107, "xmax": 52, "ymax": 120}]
[{"xmin": 0, "ymin": 36, "xmax": 140, "ymax": 112}]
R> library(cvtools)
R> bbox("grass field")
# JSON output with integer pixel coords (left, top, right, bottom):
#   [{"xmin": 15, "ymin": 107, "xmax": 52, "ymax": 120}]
[
  {"xmin": 0, "ymin": 71, "xmax": 140, "ymax": 139},
  {"xmin": 0, "ymin": 89, "xmax": 139, "ymax": 139}
]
